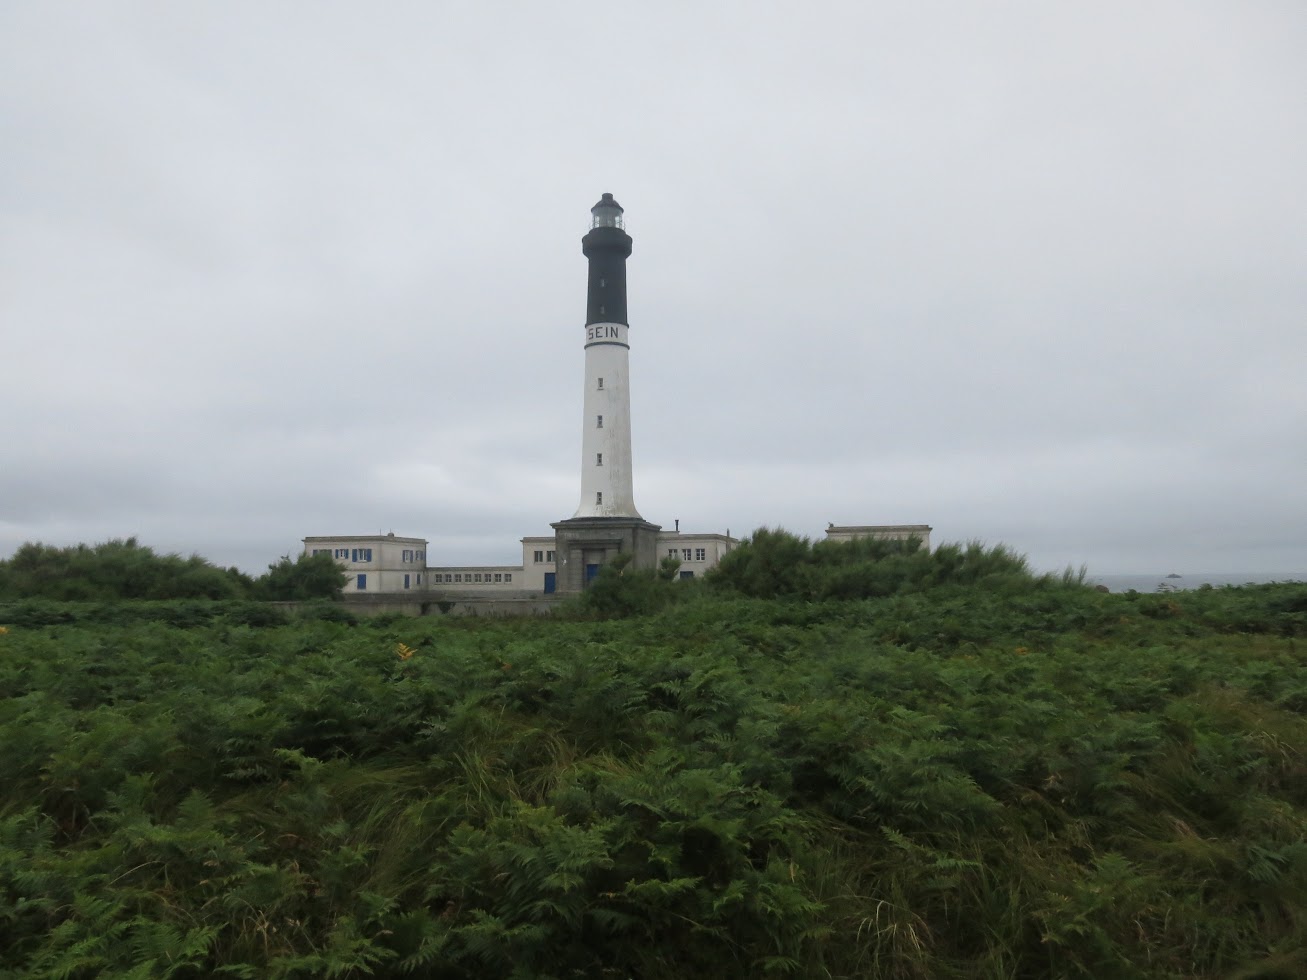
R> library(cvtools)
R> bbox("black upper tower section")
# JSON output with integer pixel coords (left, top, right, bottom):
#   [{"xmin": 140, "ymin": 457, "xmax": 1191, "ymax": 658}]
[{"xmin": 582, "ymin": 192, "xmax": 633, "ymax": 326}]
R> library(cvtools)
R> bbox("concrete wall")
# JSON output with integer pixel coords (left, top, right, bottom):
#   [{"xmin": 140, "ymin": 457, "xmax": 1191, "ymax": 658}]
[{"xmin": 276, "ymin": 595, "xmax": 564, "ymax": 618}]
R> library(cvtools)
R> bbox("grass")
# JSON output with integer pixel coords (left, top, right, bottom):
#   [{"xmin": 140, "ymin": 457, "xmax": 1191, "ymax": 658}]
[{"xmin": 0, "ymin": 571, "xmax": 1304, "ymax": 977}]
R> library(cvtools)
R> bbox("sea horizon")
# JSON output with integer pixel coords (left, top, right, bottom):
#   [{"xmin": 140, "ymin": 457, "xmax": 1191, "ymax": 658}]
[{"xmin": 1082, "ymin": 571, "xmax": 1306, "ymax": 593}]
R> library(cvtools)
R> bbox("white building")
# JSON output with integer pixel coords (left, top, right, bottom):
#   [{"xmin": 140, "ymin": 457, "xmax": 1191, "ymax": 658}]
[
  {"xmin": 656, "ymin": 531, "xmax": 737, "ymax": 581},
  {"xmin": 302, "ymin": 524, "xmax": 934, "ymax": 597},
  {"xmin": 303, "ymin": 533, "xmax": 429, "ymax": 594},
  {"xmin": 329, "ymin": 529, "xmax": 738, "ymax": 597}
]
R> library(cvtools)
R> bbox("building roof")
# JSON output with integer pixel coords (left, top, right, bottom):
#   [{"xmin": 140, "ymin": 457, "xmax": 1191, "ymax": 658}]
[
  {"xmin": 303, "ymin": 534, "xmax": 428, "ymax": 543},
  {"xmin": 825, "ymin": 524, "xmax": 932, "ymax": 533}
]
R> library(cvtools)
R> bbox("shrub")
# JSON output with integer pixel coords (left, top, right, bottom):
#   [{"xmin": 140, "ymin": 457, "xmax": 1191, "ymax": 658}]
[
  {"xmin": 576, "ymin": 554, "xmax": 683, "ymax": 619},
  {"xmin": 709, "ymin": 529, "xmax": 1075, "ymax": 601},
  {"xmin": 0, "ymin": 539, "xmax": 247, "ymax": 601},
  {"xmin": 254, "ymin": 552, "xmax": 349, "ymax": 601}
]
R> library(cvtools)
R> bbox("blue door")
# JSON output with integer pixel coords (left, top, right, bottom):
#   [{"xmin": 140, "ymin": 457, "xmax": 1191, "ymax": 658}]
[
  {"xmin": 543, "ymin": 572, "xmax": 556, "ymax": 594},
  {"xmin": 585, "ymin": 563, "xmax": 600, "ymax": 585}
]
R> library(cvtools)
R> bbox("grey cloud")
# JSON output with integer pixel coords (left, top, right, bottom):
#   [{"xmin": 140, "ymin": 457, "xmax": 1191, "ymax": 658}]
[{"xmin": 2, "ymin": 2, "xmax": 1304, "ymax": 576}]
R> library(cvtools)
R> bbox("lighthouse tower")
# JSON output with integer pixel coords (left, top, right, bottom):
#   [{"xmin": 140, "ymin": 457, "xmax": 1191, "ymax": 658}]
[
  {"xmin": 552, "ymin": 193, "xmax": 661, "ymax": 591},
  {"xmin": 573, "ymin": 193, "xmax": 641, "ymax": 519}
]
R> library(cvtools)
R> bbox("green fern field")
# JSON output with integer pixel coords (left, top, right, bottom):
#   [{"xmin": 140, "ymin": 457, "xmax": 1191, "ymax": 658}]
[{"xmin": 2, "ymin": 566, "xmax": 1305, "ymax": 976}]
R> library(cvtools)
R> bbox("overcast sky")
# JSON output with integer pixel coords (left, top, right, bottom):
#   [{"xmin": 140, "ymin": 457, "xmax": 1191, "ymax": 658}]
[{"xmin": 3, "ymin": 2, "xmax": 1305, "ymax": 576}]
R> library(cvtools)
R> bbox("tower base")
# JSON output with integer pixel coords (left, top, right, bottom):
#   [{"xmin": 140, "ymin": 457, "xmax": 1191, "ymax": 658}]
[{"xmin": 550, "ymin": 516, "xmax": 663, "ymax": 594}]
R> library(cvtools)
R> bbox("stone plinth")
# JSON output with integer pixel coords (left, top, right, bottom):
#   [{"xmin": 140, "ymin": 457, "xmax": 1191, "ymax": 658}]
[{"xmin": 550, "ymin": 516, "xmax": 662, "ymax": 594}]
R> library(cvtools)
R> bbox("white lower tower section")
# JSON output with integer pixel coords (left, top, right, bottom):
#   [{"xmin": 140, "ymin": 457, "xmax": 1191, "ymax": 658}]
[{"xmin": 572, "ymin": 321, "xmax": 641, "ymax": 518}]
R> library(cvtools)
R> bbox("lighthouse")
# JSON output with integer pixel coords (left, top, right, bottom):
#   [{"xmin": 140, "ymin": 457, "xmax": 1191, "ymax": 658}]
[
  {"xmin": 573, "ymin": 193, "xmax": 641, "ymax": 519},
  {"xmin": 551, "ymin": 193, "xmax": 661, "ymax": 590}
]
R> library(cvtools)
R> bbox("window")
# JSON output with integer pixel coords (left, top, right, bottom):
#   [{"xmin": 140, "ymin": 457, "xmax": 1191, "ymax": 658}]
[
  {"xmin": 596, "ymin": 415, "xmax": 603, "ymax": 428},
  {"xmin": 546, "ymin": 550, "xmax": 555, "ymax": 562},
  {"xmin": 533, "ymin": 550, "xmax": 544, "ymax": 563},
  {"xmin": 597, "ymin": 377, "xmax": 603, "ymax": 389},
  {"xmin": 416, "ymin": 574, "xmax": 422, "ymax": 585},
  {"xmin": 493, "ymin": 573, "xmax": 502, "ymax": 583},
  {"xmin": 417, "ymin": 550, "xmax": 425, "ymax": 561},
  {"xmin": 682, "ymin": 549, "xmax": 693, "ymax": 561},
  {"xmin": 311, "ymin": 549, "xmax": 326, "ymax": 556},
  {"xmin": 356, "ymin": 573, "xmax": 367, "ymax": 590},
  {"xmin": 351, "ymin": 548, "xmax": 373, "ymax": 562},
  {"xmin": 403, "ymin": 574, "xmax": 411, "ymax": 589},
  {"xmin": 596, "ymin": 453, "xmax": 602, "ymax": 466},
  {"xmin": 474, "ymin": 573, "xmax": 482, "ymax": 583},
  {"xmin": 454, "ymin": 574, "xmax": 462, "ymax": 583},
  {"xmin": 668, "ymin": 549, "xmax": 678, "ymax": 558},
  {"xmin": 403, "ymin": 549, "xmax": 413, "ymax": 562},
  {"xmin": 695, "ymin": 548, "xmax": 706, "ymax": 561},
  {"xmin": 504, "ymin": 573, "xmax": 512, "ymax": 583},
  {"xmin": 596, "ymin": 492, "xmax": 603, "ymax": 505},
  {"xmin": 334, "ymin": 548, "xmax": 349, "ymax": 559},
  {"xmin": 444, "ymin": 574, "xmax": 453, "ymax": 583}
]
